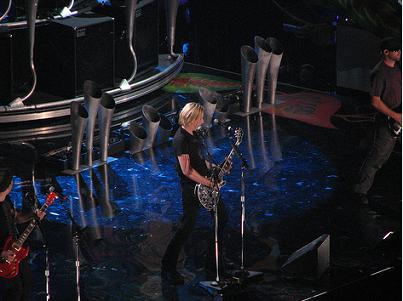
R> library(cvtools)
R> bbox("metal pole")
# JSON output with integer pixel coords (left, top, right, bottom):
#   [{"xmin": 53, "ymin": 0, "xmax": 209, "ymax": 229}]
[
  {"xmin": 234, "ymin": 164, "xmax": 249, "ymax": 278},
  {"xmin": 45, "ymin": 243, "xmax": 50, "ymax": 300},
  {"xmin": 214, "ymin": 203, "xmax": 220, "ymax": 284},
  {"xmin": 74, "ymin": 235, "xmax": 81, "ymax": 301},
  {"xmin": 240, "ymin": 168, "xmax": 245, "ymax": 271}
]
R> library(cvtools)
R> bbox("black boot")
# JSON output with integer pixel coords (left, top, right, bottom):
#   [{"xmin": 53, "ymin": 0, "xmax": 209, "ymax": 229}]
[{"xmin": 161, "ymin": 268, "xmax": 185, "ymax": 285}]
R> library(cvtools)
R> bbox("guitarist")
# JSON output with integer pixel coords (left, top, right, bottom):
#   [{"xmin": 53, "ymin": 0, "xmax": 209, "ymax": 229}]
[
  {"xmin": 161, "ymin": 102, "xmax": 228, "ymax": 285},
  {"xmin": 353, "ymin": 38, "xmax": 402, "ymax": 205},
  {"xmin": 0, "ymin": 168, "xmax": 45, "ymax": 301}
]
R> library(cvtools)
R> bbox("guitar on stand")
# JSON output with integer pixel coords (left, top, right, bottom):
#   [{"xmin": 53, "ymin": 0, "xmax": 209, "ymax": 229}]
[
  {"xmin": 0, "ymin": 191, "xmax": 57, "ymax": 279},
  {"xmin": 195, "ymin": 128, "xmax": 243, "ymax": 210}
]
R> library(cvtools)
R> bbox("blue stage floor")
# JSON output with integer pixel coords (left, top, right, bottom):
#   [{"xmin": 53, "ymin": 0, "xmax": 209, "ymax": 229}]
[{"xmin": 3, "ymin": 66, "xmax": 402, "ymax": 300}]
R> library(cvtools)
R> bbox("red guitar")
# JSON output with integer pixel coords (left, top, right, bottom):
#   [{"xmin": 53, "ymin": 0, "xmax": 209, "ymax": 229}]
[{"xmin": 0, "ymin": 191, "xmax": 57, "ymax": 279}]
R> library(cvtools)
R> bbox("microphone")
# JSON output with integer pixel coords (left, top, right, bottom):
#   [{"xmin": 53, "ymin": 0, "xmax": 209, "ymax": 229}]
[
  {"xmin": 194, "ymin": 126, "xmax": 209, "ymax": 138},
  {"xmin": 213, "ymin": 119, "xmax": 232, "ymax": 131}
]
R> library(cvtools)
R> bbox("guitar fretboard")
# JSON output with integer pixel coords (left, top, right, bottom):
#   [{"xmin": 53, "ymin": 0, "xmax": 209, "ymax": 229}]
[{"xmin": 13, "ymin": 202, "xmax": 50, "ymax": 250}]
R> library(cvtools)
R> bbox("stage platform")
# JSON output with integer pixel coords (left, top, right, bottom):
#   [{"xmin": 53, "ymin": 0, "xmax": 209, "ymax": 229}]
[{"xmin": 0, "ymin": 62, "xmax": 401, "ymax": 301}]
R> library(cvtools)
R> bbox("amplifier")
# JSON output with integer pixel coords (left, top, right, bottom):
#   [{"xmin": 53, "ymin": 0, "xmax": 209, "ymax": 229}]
[
  {"xmin": 93, "ymin": 0, "xmax": 159, "ymax": 80},
  {"xmin": 36, "ymin": 13, "xmax": 115, "ymax": 98},
  {"xmin": 0, "ymin": 33, "xmax": 13, "ymax": 104}
]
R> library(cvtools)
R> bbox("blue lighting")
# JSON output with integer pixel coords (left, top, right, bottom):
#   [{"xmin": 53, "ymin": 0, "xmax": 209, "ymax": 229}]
[
  {"xmin": 182, "ymin": 42, "xmax": 190, "ymax": 57},
  {"xmin": 96, "ymin": 0, "xmax": 111, "ymax": 6}
]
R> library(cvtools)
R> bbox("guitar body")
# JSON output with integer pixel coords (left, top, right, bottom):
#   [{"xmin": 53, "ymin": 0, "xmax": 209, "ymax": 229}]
[
  {"xmin": 195, "ymin": 184, "xmax": 219, "ymax": 210},
  {"xmin": 388, "ymin": 116, "xmax": 402, "ymax": 138},
  {"xmin": 0, "ymin": 191, "xmax": 56, "ymax": 280},
  {"xmin": 0, "ymin": 235, "xmax": 30, "ymax": 279},
  {"xmin": 387, "ymin": 106, "xmax": 402, "ymax": 138},
  {"xmin": 195, "ymin": 128, "xmax": 243, "ymax": 210}
]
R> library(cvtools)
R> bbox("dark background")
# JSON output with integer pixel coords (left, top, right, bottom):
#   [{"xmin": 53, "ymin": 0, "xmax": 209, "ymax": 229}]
[
  {"xmin": 1, "ymin": 0, "xmax": 401, "ymax": 93},
  {"xmin": 169, "ymin": 0, "xmax": 401, "ymax": 91}
]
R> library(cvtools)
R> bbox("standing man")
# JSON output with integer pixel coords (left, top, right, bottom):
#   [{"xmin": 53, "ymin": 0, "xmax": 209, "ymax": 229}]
[
  {"xmin": 161, "ymin": 102, "xmax": 227, "ymax": 285},
  {"xmin": 353, "ymin": 38, "xmax": 402, "ymax": 204},
  {"xmin": 0, "ymin": 168, "xmax": 45, "ymax": 300}
]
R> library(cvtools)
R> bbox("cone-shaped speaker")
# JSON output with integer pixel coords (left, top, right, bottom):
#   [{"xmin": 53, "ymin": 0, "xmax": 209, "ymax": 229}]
[
  {"xmin": 70, "ymin": 102, "xmax": 88, "ymax": 171},
  {"xmin": 98, "ymin": 93, "xmax": 116, "ymax": 162},
  {"xmin": 266, "ymin": 37, "xmax": 284, "ymax": 104},
  {"xmin": 241, "ymin": 45, "xmax": 258, "ymax": 113},
  {"xmin": 83, "ymin": 80, "xmax": 102, "ymax": 167},
  {"xmin": 254, "ymin": 36, "xmax": 272, "ymax": 109}
]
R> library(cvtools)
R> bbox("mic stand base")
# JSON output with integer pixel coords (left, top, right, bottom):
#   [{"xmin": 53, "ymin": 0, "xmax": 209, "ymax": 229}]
[
  {"xmin": 230, "ymin": 269, "xmax": 264, "ymax": 285},
  {"xmin": 199, "ymin": 279, "xmax": 232, "ymax": 296}
]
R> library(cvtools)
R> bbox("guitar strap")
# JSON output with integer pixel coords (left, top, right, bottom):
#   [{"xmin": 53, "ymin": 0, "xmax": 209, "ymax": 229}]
[{"xmin": 199, "ymin": 135, "xmax": 216, "ymax": 176}]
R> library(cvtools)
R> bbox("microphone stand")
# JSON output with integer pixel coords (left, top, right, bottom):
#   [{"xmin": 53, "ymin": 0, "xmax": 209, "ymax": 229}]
[
  {"xmin": 23, "ymin": 142, "xmax": 53, "ymax": 299},
  {"xmin": 198, "ymin": 130, "xmax": 226, "ymax": 290},
  {"xmin": 201, "ymin": 131, "xmax": 221, "ymax": 284},
  {"xmin": 229, "ymin": 135, "xmax": 263, "ymax": 283},
  {"xmin": 234, "ymin": 159, "xmax": 249, "ymax": 278},
  {"xmin": 31, "ymin": 189, "xmax": 51, "ymax": 301},
  {"xmin": 36, "ymin": 220, "xmax": 50, "ymax": 301},
  {"xmin": 60, "ymin": 198, "xmax": 86, "ymax": 301}
]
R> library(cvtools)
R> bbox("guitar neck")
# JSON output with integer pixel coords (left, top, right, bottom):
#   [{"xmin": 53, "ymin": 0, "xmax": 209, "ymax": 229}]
[
  {"xmin": 13, "ymin": 202, "xmax": 49, "ymax": 250},
  {"xmin": 216, "ymin": 128, "xmax": 243, "ymax": 180},
  {"xmin": 217, "ymin": 144, "xmax": 239, "ymax": 179}
]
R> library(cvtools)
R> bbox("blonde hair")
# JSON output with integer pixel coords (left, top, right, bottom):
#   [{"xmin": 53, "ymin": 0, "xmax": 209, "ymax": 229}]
[{"xmin": 178, "ymin": 102, "xmax": 204, "ymax": 126}]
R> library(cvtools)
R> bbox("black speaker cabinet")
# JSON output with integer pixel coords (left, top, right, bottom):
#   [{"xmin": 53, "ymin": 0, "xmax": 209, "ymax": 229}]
[
  {"xmin": 0, "ymin": 33, "xmax": 13, "ymax": 104},
  {"xmin": 281, "ymin": 234, "xmax": 330, "ymax": 279},
  {"xmin": 0, "ymin": 25, "xmax": 37, "ymax": 104},
  {"xmin": 36, "ymin": 14, "xmax": 115, "ymax": 98},
  {"xmin": 93, "ymin": 0, "xmax": 159, "ymax": 80}
]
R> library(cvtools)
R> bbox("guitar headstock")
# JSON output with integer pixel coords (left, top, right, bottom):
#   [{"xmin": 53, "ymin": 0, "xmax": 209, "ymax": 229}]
[
  {"xmin": 45, "ymin": 191, "xmax": 58, "ymax": 207},
  {"xmin": 234, "ymin": 128, "xmax": 243, "ymax": 146}
]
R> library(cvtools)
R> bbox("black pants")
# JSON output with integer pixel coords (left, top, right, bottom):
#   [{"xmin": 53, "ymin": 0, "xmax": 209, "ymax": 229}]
[
  {"xmin": 0, "ymin": 260, "xmax": 32, "ymax": 301},
  {"xmin": 161, "ymin": 184, "xmax": 228, "ymax": 271},
  {"xmin": 354, "ymin": 115, "xmax": 398, "ymax": 195}
]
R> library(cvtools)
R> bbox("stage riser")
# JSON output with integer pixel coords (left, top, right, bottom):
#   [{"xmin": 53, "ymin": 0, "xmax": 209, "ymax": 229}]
[
  {"xmin": 0, "ymin": 1, "xmax": 159, "ymax": 102},
  {"xmin": 0, "ymin": 54, "xmax": 183, "ymax": 142}
]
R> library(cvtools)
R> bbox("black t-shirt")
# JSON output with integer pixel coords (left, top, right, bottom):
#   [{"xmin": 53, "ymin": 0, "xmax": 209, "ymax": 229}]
[
  {"xmin": 371, "ymin": 62, "xmax": 402, "ymax": 110},
  {"xmin": 173, "ymin": 126, "xmax": 209, "ymax": 186},
  {"xmin": 0, "ymin": 196, "xmax": 17, "ymax": 247}
]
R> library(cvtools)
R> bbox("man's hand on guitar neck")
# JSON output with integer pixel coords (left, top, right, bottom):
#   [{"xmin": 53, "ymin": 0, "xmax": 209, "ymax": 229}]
[
  {"xmin": 35, "ymin": 209, "xmax": 46, "ymax": 221},
  {"xmin": 16, "ymin": 209, "xmax": 46, "ymax": 224}
]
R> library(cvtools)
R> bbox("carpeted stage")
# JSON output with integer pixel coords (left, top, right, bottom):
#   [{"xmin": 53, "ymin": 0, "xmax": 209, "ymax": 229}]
[{"xmin": 1, "ymin": 63, "xmax": 401, "ymax": 300}]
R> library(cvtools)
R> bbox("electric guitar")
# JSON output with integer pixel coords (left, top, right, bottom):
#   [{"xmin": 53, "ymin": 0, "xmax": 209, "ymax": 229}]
[
  {"xmin": 387, "ymin": 106, "xmax": 402, "ymax": 138},
  {"xmin": 195, "ymin": 128, "xmax": 243, "ymax": 210},
  {"xmin": 0, "ymin": 192, "xmax": 57, "ymax": 279},
  {"xmin": 388, "ymin": 116, "xmax": 401, "ymax": 137}
]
